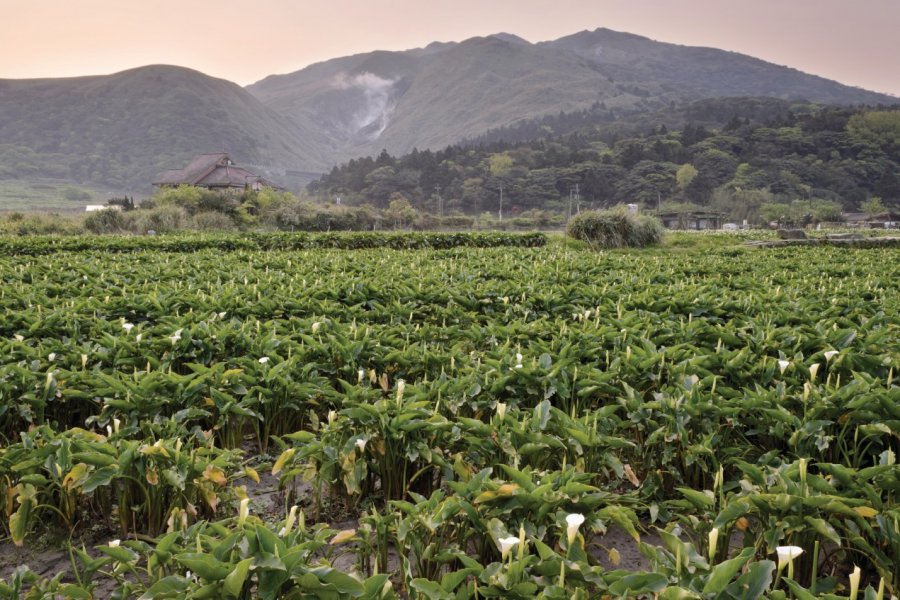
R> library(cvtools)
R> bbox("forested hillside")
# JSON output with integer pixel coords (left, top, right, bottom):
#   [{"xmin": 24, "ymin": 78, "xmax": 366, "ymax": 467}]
[{"xmin": 309, "ymin": 100, "xmax": 900, "ymax": 224}]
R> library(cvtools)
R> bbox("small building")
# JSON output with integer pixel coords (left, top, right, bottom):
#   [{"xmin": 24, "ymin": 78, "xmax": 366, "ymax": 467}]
[
  {"xmin": 842, "ymin": 211, "xmax": 900, "ymax": 229},
  {"xmin": 85, "ymin": 204, "xmax": 122, "ymax": 212},
  {"xmin": 153, "ymin": 153, "xmax": 282, "ymax": 192},
  {"xmin": 657, "ymin": 210, "xmax": 725, "ymax": 230}
]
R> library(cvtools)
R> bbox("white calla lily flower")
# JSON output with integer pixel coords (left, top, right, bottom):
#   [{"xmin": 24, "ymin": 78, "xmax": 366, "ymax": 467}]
[
  {"xmin": 708, "ymin": 527, "xmax": 719, "ymax": 562},
  {"xmin": 498, "ymin": 536, "xmax": 519, "ymax": 560},
  {"xmin": 777, "ymin": 359, "xmax": 790, "ymax": 374},
  {"xmin": 849, "ymin": 565, "xmax": 861, "ymax": 600},
  {"xmin": 809, "ymin": 363, "xmax": 820, "ymax": 380},
  {"xmin": 566, "ymin": 513, "xmax": 585, "ymax": 545},
  {"xmin": 238, "ymin": 498, "xmax": 250, "ymax": 526}
]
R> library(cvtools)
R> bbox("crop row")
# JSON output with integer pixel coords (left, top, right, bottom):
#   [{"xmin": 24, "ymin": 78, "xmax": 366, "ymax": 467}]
[{"xmin": 0, "ymin": 231, "xmax": 547, "ymax": 256}]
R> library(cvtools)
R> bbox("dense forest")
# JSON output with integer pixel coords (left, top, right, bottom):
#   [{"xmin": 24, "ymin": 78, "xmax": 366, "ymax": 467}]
[{"xmin": 309, "ymin": 99, "xmax": 900, "ymax": 224}]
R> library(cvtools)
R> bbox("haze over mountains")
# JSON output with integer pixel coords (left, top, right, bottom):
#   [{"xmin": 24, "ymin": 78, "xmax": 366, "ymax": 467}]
[{"xmin": 0, "ymin": 27, "xmax": 895, "ymax": 192}]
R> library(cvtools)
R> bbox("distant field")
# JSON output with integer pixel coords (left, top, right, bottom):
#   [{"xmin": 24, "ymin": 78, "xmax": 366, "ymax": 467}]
[{"xmin": 0, "ymin": 179, "xmax": 119, "ymax": 212}]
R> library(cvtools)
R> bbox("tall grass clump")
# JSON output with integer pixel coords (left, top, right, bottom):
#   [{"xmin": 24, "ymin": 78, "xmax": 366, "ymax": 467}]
[{"xmin": 567, "ymin": 207, "xmax": 664, "ymax": 249}]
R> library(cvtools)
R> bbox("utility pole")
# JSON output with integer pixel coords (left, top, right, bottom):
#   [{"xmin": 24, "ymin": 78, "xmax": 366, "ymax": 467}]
[
  {"xmin": 498, "ymin": 182, "xmax": 504, "ymax": 222},
  {"xmin": 435, "ymin": 184, "xmax": 442, "ymax": 218},
  {"xmin": 575, "ymin": 183, "xmax": 580, "ymax": 214}
]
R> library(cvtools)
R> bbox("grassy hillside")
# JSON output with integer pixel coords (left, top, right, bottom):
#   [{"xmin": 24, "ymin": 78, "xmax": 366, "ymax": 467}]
[{"xmin": 0, "ymin": 65, "xmax": 328, "ymax": 192}]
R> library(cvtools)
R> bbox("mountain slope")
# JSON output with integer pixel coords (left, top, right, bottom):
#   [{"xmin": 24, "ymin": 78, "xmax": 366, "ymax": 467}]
[
  {"xmin": 0, "ymin": 65, "xmax": 329, "ymax": 190},
  {"xmin": 247, "ymin": 28, "xmax": 895, "ymax": 165},
  {"xmin": 546, "ymin": 28, "xmax": 892, "ymax": 105}
]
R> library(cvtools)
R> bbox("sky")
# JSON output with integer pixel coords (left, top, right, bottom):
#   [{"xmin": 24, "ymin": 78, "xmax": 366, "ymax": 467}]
[{"xmin": 2, "ymin": 0, "xmax": 898, "ymax": 96}]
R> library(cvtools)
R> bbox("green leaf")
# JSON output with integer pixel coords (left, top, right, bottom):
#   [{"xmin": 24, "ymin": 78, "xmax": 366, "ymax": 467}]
[
  {"xmin": 726, "ymin": 560, "xmax": 775, "ymax": 600},
  {"xmin": 137, "ymin": 576, "xmax": 189, "ymax": 600},
  {"xmin": 608, "ymin": 573, "xmax": 668, "ymax": 596},
  {"xmin": 678, "ymin": 487, "xmax": 715, "ymax": 509},
  {"xmin": 702, "ymin": 547, "xmax": 755, "ymax": 593},
  {"xmin": 222, "ymin": 558, "xmax": 253, "ymax": 597},
  {"xmin": 174, "ymin": 553, "xmax": 231, "ymax": 581},
  {"xmin": 410, "ymin": 578, "xmax": 452, "ymax": 600}
]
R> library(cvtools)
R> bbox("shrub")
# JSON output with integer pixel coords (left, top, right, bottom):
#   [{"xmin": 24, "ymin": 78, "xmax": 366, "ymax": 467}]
[
  {"xmin": 83, "ymin": 208, "xmax": 133, "ymax": 234},
  {"xmin": 132, "ymin": 204, "xmax": 190, "ymax": 233},
  {"xmin": 566, "ymin": 207, "xmax": 664, "ymax": 249},
  {"xmin": 193, "ymin": 211, "xmax": 236, "ymax": 231}
]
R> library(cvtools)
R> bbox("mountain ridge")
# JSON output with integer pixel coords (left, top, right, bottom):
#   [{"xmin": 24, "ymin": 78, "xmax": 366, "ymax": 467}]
[{"xmin": 0, "ymin": 27, "xmax": 895, "ymax": 196}]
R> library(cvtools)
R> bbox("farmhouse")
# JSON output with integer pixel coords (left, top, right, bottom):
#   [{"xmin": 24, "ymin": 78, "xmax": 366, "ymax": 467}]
[
  {"xmin": 153, "ymin": 153, "xmax": 281, "ymax": 192},
  {"xmin": 842, "ymin": 211, "xmax": 900, "ymax": 229}
]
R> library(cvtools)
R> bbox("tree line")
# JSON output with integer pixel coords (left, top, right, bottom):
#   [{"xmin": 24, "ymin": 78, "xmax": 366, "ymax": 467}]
[{"xmin": 308, "ymin": 100, "xmax": 900, "ymax": 225}]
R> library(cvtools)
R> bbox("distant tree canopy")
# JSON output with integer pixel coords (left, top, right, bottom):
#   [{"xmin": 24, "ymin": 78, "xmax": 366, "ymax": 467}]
[{"xmin": 309, "ymin": 102, "xmax": 900, "ymax": 224}]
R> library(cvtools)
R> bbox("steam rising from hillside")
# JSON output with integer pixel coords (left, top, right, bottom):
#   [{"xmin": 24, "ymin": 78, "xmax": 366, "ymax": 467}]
[{"xmin": 332, "ymin": 71, "xmax": 398, "ymax": 141}]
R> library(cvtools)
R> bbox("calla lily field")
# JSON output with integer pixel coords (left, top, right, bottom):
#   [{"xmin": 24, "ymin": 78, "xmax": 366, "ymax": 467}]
[{"xmin": 0, "ymin": 231, "xmax": 897, "ymax": 598}]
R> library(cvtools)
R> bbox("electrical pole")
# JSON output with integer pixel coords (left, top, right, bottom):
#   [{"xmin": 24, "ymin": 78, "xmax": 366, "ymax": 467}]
[
  {"xmin": 498, "ymin": 182, "xmax": 504, "ymax": 222},
  {"xmin": 435, "ymin": 184, "xmax": 442, "ymax": 218}
]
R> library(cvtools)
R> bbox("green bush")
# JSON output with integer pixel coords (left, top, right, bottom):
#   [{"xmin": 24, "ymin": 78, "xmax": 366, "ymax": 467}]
[
  {"xmin": 193, "ymin": 210, "xmax": 237, "ymax": 231},
  {"xmin": 83, "ymin": 208, "xmax": 133, "ymax": 234},
  {"xmin": 566, "ymin": 208, "xmax": 664, "ymax": 249}
]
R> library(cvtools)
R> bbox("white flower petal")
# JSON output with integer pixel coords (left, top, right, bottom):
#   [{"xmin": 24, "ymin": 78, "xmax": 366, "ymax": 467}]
[{"xmin": 776, "ymin": 545, "xmax": 804, "ymax": 568}]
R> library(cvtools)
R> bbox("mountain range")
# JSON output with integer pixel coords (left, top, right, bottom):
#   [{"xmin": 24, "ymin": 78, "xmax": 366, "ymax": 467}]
[{"xmin": 0, "ymin": 27, "xmax": 895, "ymax": 193}]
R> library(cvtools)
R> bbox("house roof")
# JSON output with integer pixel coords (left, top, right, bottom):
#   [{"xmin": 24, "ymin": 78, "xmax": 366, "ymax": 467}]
[
  {"xmin": 153, "ymin": 153, "xmax": 282, "ymax": 189},
  {"xmin": 843, "ymin": 211, "xmax": 900, "ymax": 222},
  {"xmin": 657, "ymin": 211, "xmax": 724, "ymax": 218}
]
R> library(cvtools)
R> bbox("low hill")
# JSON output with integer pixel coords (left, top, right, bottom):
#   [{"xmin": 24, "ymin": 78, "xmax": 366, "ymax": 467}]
[{"xmin": 0, "ymin": 65, "xmax": 328, "ymax": 190}]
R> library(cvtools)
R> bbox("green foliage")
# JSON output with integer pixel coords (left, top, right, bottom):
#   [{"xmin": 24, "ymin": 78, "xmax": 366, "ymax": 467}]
[
  {"xmin": 0, "ymin": 238, "xmax": 897, "ymax": 598},
  {"xmin": 566, "ymin": 208, "xmax": 664, "ymax": 249},
  {"xmin": 82, "ymin": 208, "xmax": 132, "ymax": 234},
  {"xmin": 861, "ymin": 197, "xmax": 887, "ymax": 216},
  {"xmin": 312, "ymin": 104, "xmax": 900, "ymax": 222},
  {"xmin": 847, "ymin": 111, "xmax": 900, "ymax": 149}
]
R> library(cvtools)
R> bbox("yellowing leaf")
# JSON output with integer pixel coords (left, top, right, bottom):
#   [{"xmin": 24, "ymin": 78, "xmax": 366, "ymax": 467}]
[
  {"xmin": 473, "ymin": 490, "xmax": 497, "ymax": 504},
  {"xmin": 623, "ymin": 464, "xmax": 641, "ymax": 487},
  {"xmin": 203, "ymin": 465, "xmax": 227, "ymax": 486},
  {"xmin": 146, "ymin": 468, "xmax": 159, "ymax": 486},
  {"xmin": 854, "ymin": 506, "xmax": 878, "ymax": 518},
  {"xmin": 496, "ymin": 483, "xmax": 519, "ymax": 496},
  {"xmin": 330, "ymin": 528, "xmax": 357, "ymax": 544},
  {"xmin": 608, "ymin": 548, "xmax": 621, "ymax": 567},
  {"xmin": 272, "ymin": 448, "xmax": 295, "ymax": 475},
  {"xmin": 200, "ymin": 487, "xmax": 219, "ymax": 512},
  {"xmin": 62, "ymin": 463, "xmax": 90, "ymax": 491},
  {"xmin": 243, "ymin": 466, "xmax": 260, "ymax": 484}
]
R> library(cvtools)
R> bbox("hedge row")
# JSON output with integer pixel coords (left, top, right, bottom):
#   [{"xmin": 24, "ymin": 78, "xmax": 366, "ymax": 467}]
[{"xmin": 0, "ymin": 231, "xmax": 548, "ymax": 256}]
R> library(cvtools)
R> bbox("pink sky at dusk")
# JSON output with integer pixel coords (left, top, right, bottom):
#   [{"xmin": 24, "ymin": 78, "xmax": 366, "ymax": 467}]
[{"xmin": 3, "ymin": 0, "xmax": 898, "ymax": 96}]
